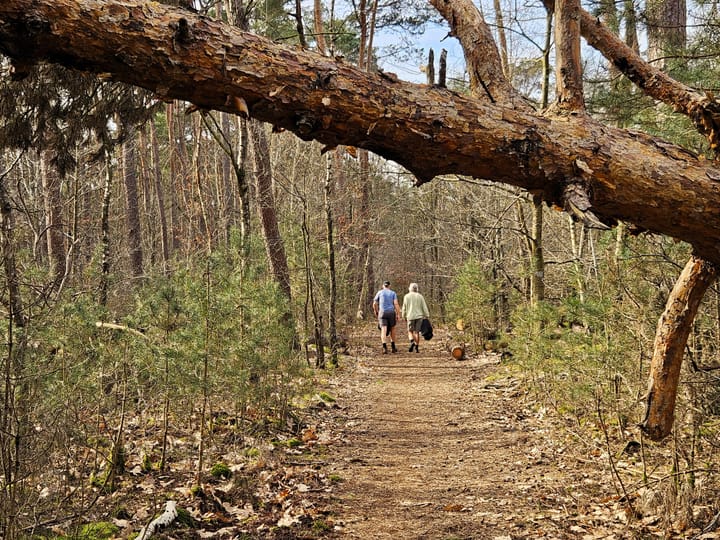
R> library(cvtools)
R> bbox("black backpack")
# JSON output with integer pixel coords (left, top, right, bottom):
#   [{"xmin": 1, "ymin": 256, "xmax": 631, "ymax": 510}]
[{"xmin": 420, "ymin": 318, "xmax": 433, "ymax": 340}]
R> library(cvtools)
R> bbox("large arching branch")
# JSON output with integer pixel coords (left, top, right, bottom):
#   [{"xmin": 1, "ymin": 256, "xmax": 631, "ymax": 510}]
[{"xmin": 2, "ymin": 0, "xmax": 720, "ymax": 266}]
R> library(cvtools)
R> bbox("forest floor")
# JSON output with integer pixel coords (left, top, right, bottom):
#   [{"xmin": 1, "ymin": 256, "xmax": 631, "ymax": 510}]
[
  {"xmin": 81, "ymin": 325, "xmax": 713, "ymax": 539},
  {"xmin": 311, "ymin": 325, "xmax": 645, "ymax": 540}
]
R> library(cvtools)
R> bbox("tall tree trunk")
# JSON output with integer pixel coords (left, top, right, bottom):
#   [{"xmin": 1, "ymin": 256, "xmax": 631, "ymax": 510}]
[
  {"xmin": 492, "ymin": 0, "xmax": 509, "ymax": 76},
  {"xmin": 530, "ymin": 195, "xmax": 545, "ymax": 304},
  {"xmin": 641, "ymin": 256, "xmax": 718, "ymax": 440},
  {"xmin": 624, "ymin": 0, "xmax": 639, "ymax": 53},
  {"xmin": 220, "ymin": 112, "xmax": 235, "ymax": 245},
  {"xmin": 324, "ymin": 149, "xmax": 338, "ymax": 365},
  {"xmin": 646, "ymin": 0, "xmax": 686, "ymax": 68},
  {"xmin": 0, "ymin": 156, "xmax": 29, "ymax": 540},
  {"xmin": 313, "ymin": 0, "xmax": 327, "ymax": 54},
  {"xmin": 554, "ymin": 0, "xmax": 584, "ymax": 111},
  {"xmin": 122, "ymin": 130, "xmax": 144, "ymax": 278},
  {"xmin": 41, "ymin": 152, "xmax": 67, "ymax": 290},
  {"xmin": 191, "ymin": 114, "xmax": 212, "ymax": 250},
  {"xmin": 302, "ymin": 207, "xmax": 324, "ymax": 368},
  {"xmin": 248, "ymin": 119, "xmax": 292, "ymax": 302},
  {"xmin": 148, "ymin": 118, "xmax": 170, "ymax": 271},
  {"xmin": 223, "ymin": 0, "xmax": 255, "ymax": 264},
  {"xmin": 166, "ymin": 102, "xmax": 185, "ymax": 254},
  {"xmin": 100, "ymin": 152, "xmax": 113, "ymax": 308},
  {"xmin": 313, "ymin": 0, "xmax": 338, "ymax": 363},
  {"xmin": 356, "ymin": 149, "xmax": 374, "ymax": 315},
  {"xmin": 236, "ymin": 118, "xmax": 250, "ymax": 255},
  {"xmin": 350, "ymin": 0, "xmax": 377, "ymax": 318},
  {"xmin": 1, "ymin": 157, "xmax": 26, "ymax": 328}
]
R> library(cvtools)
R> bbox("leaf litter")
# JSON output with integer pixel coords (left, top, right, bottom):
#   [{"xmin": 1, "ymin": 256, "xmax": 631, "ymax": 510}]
[{"xmin": 64, "ymin": 325, "xmax": 719, "ymax": 539}]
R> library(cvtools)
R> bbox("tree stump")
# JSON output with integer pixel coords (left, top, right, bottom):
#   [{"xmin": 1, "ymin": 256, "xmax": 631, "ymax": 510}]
[{"xmin": 451, "ymin": 345, "xmax": 465, "ymax": 361}]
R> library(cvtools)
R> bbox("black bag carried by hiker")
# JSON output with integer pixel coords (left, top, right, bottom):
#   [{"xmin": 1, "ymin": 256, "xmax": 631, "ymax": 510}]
[{"xmin": 420, "ymin": 318, "xmax": 433, "ymax": 340}]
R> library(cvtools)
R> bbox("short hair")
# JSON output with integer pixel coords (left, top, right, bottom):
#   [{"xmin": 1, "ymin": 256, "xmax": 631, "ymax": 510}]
[
  {"xmin": 383, "ymin": 280, "xmax": 390, "ymax": 287},
  {"xmin": 409, "ymin": 283, "xmax": 419, "ymax": 292}
]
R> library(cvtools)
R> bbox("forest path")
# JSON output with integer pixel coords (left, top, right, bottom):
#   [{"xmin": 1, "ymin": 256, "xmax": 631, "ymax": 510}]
[{"xmin": 319, "ymin": 326, "xmax": 630, "ymax": 539}]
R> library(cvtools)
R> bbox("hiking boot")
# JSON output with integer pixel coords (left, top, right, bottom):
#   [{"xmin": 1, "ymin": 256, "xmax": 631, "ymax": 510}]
[
  {"xmin": 391, "ymin": 342, "xmax": 397, "ymax": 353},
  {"xmin": 382, "ymin": 343, "xmax": 387, "ymax": 354},
  {"xmin": 408, "ymin": 341, "xmax": 415, "ymax": 352},
  {"xmin": 415, "ymin": 345, "xmax": 420, "ymax": 353}
]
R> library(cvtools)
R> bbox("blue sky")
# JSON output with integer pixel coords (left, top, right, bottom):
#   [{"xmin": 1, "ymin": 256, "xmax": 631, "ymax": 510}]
[{"xmin": 373, "ymin": 21, "xmax": 467, "ymax": 84}]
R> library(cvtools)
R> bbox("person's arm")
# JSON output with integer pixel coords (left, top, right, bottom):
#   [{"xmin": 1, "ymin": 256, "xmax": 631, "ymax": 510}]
[
  {"xmin": 373, "ymin": 299, "xmax": 379, "ymax": 317},
  {"xmin": 422, "ymin": 297, "xmax": 430, "ymax": 318},
  {"xmin": 394, "ymin": 297, "xmax": 402, "ymax": 319}
]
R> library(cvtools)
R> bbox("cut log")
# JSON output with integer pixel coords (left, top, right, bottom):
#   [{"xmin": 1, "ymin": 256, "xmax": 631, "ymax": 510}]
[{"xmin": 451, "ymin": 345, "xmax": 466, "ymax": 361}]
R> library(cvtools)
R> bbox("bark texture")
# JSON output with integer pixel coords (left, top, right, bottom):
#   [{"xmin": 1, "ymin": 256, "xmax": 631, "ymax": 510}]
[
  {"xmin": 640, "ymin": 256, "xmax": 718, "ymax": 440},
  {"xmin": 123, "ymin": 133, "xmax": 144, "ymax": 278},
  {"xmin": 554, "ymin": 0, "xmax": 584, "ymax": 111},
  {"xmin": 3, "ymin": 0, "xmax": 720, "ymax": 263}
]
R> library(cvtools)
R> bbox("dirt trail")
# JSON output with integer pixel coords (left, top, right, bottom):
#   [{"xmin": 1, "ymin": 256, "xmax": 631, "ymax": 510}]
[{"xmin": 319, "ymin": 327, "xmax": 629, "ymax": 539}]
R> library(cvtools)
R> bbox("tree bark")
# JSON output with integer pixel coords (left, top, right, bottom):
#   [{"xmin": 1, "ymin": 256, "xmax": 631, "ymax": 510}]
[
  {"xmin": 41, "ymin": 152, "xmax": 67, "ymax": 290},
  {"xmin": 248, "ymin": 120, "xmax": 292, "ymax": 303},
  {"xmin": 0, "ymin": 157, "xmax": 26, "ymax": 328},
  {"xmin": 429, "ymin": 0, "xmax": 518, "ymax": 105},
  {"xmin": 646, "ymin": 0, "xmax": 686, "ymax": 68},
  {"xmin": 122, "ymin": 130, "xmax": 144, "ymax": 278},
  {"xmin": 530, "ymin": 195, "xmax": 545, "ymax": 305},
  {"xmin": 148, "ymin": 118, "xmax": 170, "ymax": 271},
  {"xmin": 640, "ymin": 256, "xmax": 718, "ymax": 440},
  {"xmin": 324, "ymin": 144, "xmax": 339, "ymax": 366},
  {"xmin": 100, "ymin": 152, "xmax": 113, "ymax": 307},
  {"xmin": 553, "ymin": 0, "xmax": 584, "ymax": 111}
]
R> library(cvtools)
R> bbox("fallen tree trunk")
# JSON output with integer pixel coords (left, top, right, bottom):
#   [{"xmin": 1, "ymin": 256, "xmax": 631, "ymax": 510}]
[
  {"xmin": 3, "ymin": 1, "xmax": 720, "ymax": 263},
  {"xmin": 640, "ymin": 256, "xmax": 718, "ymax": 440}
]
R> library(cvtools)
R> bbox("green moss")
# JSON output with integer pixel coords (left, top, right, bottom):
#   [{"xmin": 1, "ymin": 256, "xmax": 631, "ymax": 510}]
[
  {"xmin": 271, "ymin": 438, "xmax": 302, "ymax": 448},
  {"xmin": 318, "ymin": 391, "xmax": 336, "ymax": 403},
  {"xmin": 312, "ymin": 519, "xmax": 333, "ymax": 532},
  {"xmin": 176, "ymin": 506, "xmax": 197, "ymax": 527},
  {"xmin": 210, "ymin": 462, "xmax": 232, "ymax": 479},
  {"xmin": 78, "ymin": 521, "xmax": 120, "ymax": 539}
]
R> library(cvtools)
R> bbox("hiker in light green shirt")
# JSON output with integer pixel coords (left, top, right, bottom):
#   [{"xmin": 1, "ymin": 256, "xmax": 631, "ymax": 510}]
[{"xmin": 401, "ymin": 283, "xmax": 430, "ymax": 353}]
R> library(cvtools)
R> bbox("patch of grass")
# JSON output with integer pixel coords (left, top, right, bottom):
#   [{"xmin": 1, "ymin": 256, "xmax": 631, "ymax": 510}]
[{"xmin": 245, "ymin": 446, "xmax": 261, "ymax": 458}]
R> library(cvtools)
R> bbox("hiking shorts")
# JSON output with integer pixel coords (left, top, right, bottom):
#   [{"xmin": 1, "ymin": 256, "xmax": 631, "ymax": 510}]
[
  {"xmin": 408, "ymin": 318, "xmax": 423, "ymax": 332},
  {"xmin": 378, "ymin": 310, "xmax": 396, "ymax": 329}
]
